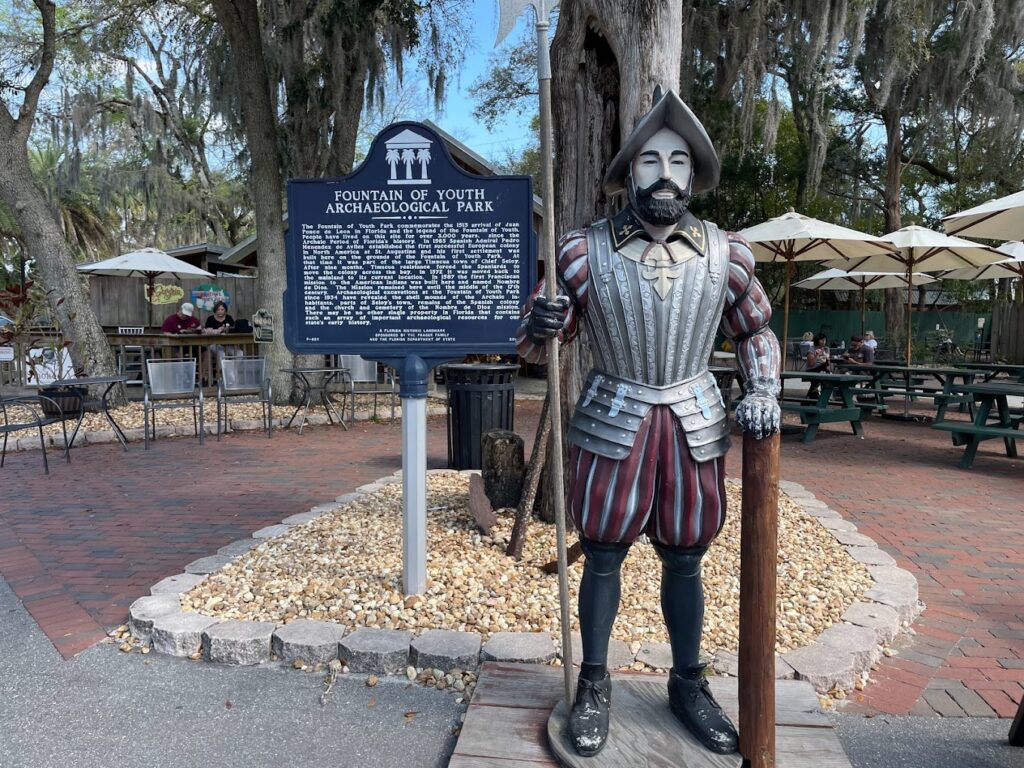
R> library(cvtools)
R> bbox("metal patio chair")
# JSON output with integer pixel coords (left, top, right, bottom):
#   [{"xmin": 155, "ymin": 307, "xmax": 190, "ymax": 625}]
[
  {"xmin": 143, "ymin": 358, "xmax": 203, "ymax": 450},
  {"xmin": 1, "ymin": 393, "xmax": 72, "ymax": 474},
  {"xmin": 116, "ymin": 326, "xmax": 147, "ymax": 387},
  {"xmin": 216, "ymin": 356, "xmax": 272, "ymax": 439}
]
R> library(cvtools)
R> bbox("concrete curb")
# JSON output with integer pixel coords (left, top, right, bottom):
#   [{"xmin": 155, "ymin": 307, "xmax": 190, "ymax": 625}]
[{"xmin": 131, "ymin": 474, "xmax": 921, "ymax": 699}]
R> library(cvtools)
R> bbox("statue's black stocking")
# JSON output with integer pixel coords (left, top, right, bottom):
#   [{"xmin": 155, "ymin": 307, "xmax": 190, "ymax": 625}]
[
  {"xmin": 654, "ymin": 543, "xmax": 707, "ymax": 671},
  {"xmin": 578, "ymin": 538, "xmax": 631, "ymax": 682}
]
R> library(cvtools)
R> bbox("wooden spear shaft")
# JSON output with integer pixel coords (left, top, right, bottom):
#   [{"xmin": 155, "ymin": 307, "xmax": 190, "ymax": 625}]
[
  {"xmin": 535, "ymin": 12, "xmax": 574, "ymax": 707},
  {"xmin": 739, "ymin": 431, "xmax": 780, "ymax": 768}
]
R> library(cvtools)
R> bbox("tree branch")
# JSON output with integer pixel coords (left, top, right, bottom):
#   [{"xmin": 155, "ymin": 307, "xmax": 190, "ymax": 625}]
[
  {"xmin": 18, "ymin": 0, "xmax": 57, "ymax": 142},
  {"xmin": 899, "ymin": 153, "xmax": 957, "ymax": 184}
]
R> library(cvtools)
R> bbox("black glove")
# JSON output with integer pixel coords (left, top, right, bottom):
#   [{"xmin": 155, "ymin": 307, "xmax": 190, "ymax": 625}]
[{"xmin": 525, "ymin": 295, "xmax": 570, "ymax": 345}]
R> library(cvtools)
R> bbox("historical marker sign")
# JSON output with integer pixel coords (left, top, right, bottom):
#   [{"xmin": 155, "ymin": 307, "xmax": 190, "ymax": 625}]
[{"xmin": 283, "ymin": 121, "xmax": 535, "ymax": 359}]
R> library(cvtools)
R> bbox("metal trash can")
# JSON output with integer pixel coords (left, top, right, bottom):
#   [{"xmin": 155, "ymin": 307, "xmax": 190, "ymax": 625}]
[{"xmin": 445, "ymin": 363, "xmax": 518, "ymax": 470}]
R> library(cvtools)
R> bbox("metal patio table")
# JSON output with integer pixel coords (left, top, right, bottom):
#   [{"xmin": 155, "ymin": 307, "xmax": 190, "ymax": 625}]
[
  {"xmin": 41, "ymin": 375, "xmax": 130, "ymax": 451},
  {"xmin": 280, "ymin": 367, "xmax": 351, "ymax": 433}
]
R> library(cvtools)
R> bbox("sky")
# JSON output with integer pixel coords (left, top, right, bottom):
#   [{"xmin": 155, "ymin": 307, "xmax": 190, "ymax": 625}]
[{"xmin": 412, "ymin": 0, "xmax": 540, "ymax": 164}]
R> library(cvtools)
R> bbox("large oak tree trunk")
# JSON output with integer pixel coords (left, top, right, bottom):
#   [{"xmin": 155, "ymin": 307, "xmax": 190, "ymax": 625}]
[
  {"xmin": 539, "ymin": 0, "xmax": 683, "ymax": 520},
  {"xmin": 211, "ymin": 0, "xmax": 293, "ymax": 402},
  {"xmin": 0, "ymin": 0, "xmax": 118, "ymax": 397}
]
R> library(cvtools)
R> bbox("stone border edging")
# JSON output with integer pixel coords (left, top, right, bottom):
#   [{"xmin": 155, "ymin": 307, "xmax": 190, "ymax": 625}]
[{"xmin": 128, "ymin": 474, "xmax": 923, "ymax": 700}]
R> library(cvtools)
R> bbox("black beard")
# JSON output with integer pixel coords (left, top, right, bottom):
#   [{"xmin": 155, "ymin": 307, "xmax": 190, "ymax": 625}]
[{"xmin": 629, "ymin": 180, "xmax": 691, "ymax": 226}]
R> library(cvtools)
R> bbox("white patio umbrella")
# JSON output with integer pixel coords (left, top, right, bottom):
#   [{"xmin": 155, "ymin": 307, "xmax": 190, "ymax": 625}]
[
  {"xmin": 738, "ymin": 211, "xmax": 896, "ymax": 371},
  {"xmin": 793, "ymin": 269, "xmax": 937, "ymax": 336},
  {"xmin": 826, "ymin": 226, "xmax": 1004, "ymax": 364},
  {"xmin": 941, "ymin": 241, "xmax": 1024, "ymax": 282},
  {"xmin": 942, "ymin": 190, "xmax": 1024, "ymax": 240},
  {"xmin": 78, "ymin": 248, "xmax": 213, "ymax": 326}
]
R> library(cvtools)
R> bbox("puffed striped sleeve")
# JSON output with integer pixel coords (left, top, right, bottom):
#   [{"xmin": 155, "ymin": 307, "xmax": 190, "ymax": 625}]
[
  {"xmin": 719, "ymin": 233, "xmax": 781, "ymax": 382},
  {"xmin": 515, "ymin": 230, "xmax": 589, "ymax": 363}
]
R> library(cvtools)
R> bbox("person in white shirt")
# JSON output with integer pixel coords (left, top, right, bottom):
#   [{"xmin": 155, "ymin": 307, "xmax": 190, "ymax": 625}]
[{"xmin": 864, "ymin": 330, "xmax": 878, "ymax": 350}]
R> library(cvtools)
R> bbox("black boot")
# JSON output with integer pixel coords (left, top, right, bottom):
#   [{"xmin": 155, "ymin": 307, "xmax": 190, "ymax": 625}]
[
  {"xmin": 668, "ymin": 665, "xmax": 739, "ymax": 754},
  {"xmin": 568, "ymin": 671, "xmax": 612, "ymax": 756}
]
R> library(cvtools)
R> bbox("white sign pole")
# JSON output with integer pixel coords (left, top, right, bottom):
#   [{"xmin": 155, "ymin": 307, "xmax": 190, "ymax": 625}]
[{"xmin": 401, "ymin": 395, "xmax": 427, "ymax": 595}]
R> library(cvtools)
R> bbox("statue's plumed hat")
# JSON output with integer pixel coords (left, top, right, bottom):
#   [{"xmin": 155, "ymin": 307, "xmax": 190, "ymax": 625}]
[{"xmin": 602, "ymin": 87, "xmax": 720, "ymax": 196}]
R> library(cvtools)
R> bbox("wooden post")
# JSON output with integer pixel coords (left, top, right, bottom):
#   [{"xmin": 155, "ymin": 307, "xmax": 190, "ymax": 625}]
[{"xmin": 739, "ymin": 431, "xmax": 780, "ymax": 768}]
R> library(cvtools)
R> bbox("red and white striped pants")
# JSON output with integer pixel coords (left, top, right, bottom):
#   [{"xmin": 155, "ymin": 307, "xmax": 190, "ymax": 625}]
[{"xmin": 568, "ymin": 405, "xmax": 727, "ymax": 547}]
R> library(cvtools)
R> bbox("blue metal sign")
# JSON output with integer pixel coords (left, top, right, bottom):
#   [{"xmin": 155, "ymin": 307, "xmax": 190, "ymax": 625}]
[{"xmin": 283, "ymin": 121, "xmax": 535, "ymax": 364}]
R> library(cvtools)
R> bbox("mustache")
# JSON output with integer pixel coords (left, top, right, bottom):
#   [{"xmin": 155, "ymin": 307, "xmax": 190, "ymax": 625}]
[{"xmin": 636, "ymin": 179, "xmax": 686, "ymax": 198}]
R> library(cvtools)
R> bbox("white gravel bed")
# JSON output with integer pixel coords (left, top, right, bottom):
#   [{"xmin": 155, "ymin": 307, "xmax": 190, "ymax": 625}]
[{"xmin": 181, "ymin": 472, "xmax": 872, "ymax": 657}]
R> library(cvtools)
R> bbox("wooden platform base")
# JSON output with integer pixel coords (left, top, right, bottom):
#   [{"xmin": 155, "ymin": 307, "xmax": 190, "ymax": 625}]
[{"xmin": 449, "ymin": 662, "xmax": 853, "ymax": 768}]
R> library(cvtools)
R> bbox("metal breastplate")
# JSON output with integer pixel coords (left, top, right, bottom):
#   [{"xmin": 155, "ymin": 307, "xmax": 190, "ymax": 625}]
[
  {"xmin": 567, "ymin": 219, "xmax": 732, "ymax": 463},
  {"xmin": 581, "ymin": 219, "xmax": 729, "ymax": 385}
]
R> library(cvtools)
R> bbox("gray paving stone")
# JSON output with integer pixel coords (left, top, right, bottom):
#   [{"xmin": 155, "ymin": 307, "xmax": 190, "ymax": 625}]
[
  {"xmin": 217, "ymin": 539, "xmax": 260, "ymax": 557},
  {"xmin": 252, "ymin": 524, "xmax": 291, "ymax": 539},
  {"xmin": 944, "ymin": 684, "xmax": 998, "ymax": 717},
  {"xmin": 868, "ymin": 565, "xmax": 918, "ymax": 590},
  {"xmin": 122, "ymin": 428, "xmax": 145, "ymax": 442},
  {"xmin": 150, "ymin": 573, "xmax": 206, "ymax": 596},
  {"xmin": 184, "ymin": 554, "xmax": 234, "ymax": 575},
  {"xmin": 802, "ymin": 506, "xmax": 842, "ymax": 520},
  {"xmin": 817, "ymin": 517, "xmax": 856, "ymax": 532},
  {"xmin": 84, "ymin": 430, "xmax": 116, "ymax": 444},
  {"xmin": 712, "ymin": 650, "xmax": 794, "ymax": 679},
  {"xmin": 203, "ymin": 620, "xmax": 276, "ymax": 665},
  {"xmin": 231, "ymin": 418, "xmax": 262, "ymax": 431},
  {"xmin": 831, "ymin": 530, "xmax": 878, "ymax": 548},
  {"xmin": 410, "ymin": 629, "xmax": 482, "ymax": 671},
  {"xmin": 845, "ymin": 546, "xmax": 897, "ymax": 566},
  {"xmin": 797, "ymin": 498, "xmax": 829, "ymax": 510},
  {"xmin": 782, "ymin": 643, "xmax": 856, "ymax": 693},
  {"xmin": 921, "ymin": 689, "xmax": 966, "ymax": 717},
  {"xmin": 340, "ymin": 628, "xmax": 414, "ymax": 674},
  {"xmin": 480, "ymin": 632, "xmax": 556, "ymax": 664},
  {"xmin": 335, "ymin": 492, "xmax": 362, "ymax": 505},
  {"xmin": 842, "ymin": 601, "xmax": 901, "ymax": 644},
  {"xmin": 128, "ymin": 595, "xmax": 182, "ymax": 640},
  {"xmin": 778, "ymin": 480, "xmax": 807, "ymax": 494},
  {"xmin": 150, "ymin": 613, "xmax": 218, "ymax": 657},
  {"xmin": 636, "ymin": 641, "xmax": 674, "ymax": 670},
  {"xmin": 865, "ymin": 583, "xmax": 921, "ymax": 623},
  {"xmin": 280, "ymin": 510, "xmax": 324, "ymax": 525},
  {"xmin": 817, "ymin": 624, "xmax": 881, "ymax": 669},
  {"xmin": 569, "ymin": 634, "xmax": 634, "ymax": 670},
  {"xmin": 271, "ymin": 619, "xmax": 346, "ymax": 665},
  {"xmin": 355, "ymin": 482, "xmax": 385, "ymax": 494}
]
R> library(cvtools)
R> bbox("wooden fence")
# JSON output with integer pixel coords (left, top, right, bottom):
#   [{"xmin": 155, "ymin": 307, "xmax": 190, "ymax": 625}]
[
  {"xmin": 992, "ymin": 302, "xmax": 1024, "ymax": 363},
  {"xmin": 87, "ymin": 274, "xmax": 259, "ymax": 329}
]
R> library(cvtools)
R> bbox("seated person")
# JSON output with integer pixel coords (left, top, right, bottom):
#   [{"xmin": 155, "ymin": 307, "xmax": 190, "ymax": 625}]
[
  {"xmin": 804, "ymin": 333, "xmax": 832, "ymax": 400},
  {"xmin": 841, "ymin": 335, "xmax": 875, "ymax": 364},
  {"xmin": 798, "ymin": 331, "xmax": 814, "ymax": 365},
  {"xmin": 161, "ymin": 302, "xmax": 200, "ymax": 334},
  {"xmin": 863, "ymin": 330, "xmax": 878, "ymax": 351},
  {"xmin": 203, "ymin": 300, "xmax": 242, "ymax": 381}
]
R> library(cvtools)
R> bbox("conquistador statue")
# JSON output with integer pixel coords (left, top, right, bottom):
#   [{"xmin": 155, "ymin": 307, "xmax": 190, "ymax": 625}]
[{"xmin": 517, "ymin": 88, "xmax": 782, "ymax": 757}]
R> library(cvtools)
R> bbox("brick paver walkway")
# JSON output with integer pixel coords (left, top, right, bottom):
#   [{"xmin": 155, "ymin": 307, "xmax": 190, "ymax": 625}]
[
  {"xmin": 755, "ymin": 403, "xmax": 1023, "ymax": 719},
  {"xmin": 0, "ymin": 403, "xmax": 540, "ymax": 658},
  {"xmin": 1, "ymin": 392, "xmax": 1021, "ymax": 721}
]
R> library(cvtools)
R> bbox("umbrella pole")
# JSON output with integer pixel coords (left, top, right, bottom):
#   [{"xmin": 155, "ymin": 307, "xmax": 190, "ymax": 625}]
[
  {"xmin": 860, "ymin": 288, "xmax": 866, "ymax": 337},
  {"xmin": 906, "ymin": 264, "xmax": 913, "ymax": 366},
  {"xmin": 148, "ymin": 275, "xmax": 155, "ymax": 329},
  {"xmin": 783, "ymin": 259, "xmax": 793, "ymax": 373}
]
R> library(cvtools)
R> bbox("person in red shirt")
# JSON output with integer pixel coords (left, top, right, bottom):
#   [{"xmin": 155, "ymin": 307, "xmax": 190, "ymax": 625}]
[{"xmin": 161, "ymin": 302, "xmax": 200, "ymax": 334}]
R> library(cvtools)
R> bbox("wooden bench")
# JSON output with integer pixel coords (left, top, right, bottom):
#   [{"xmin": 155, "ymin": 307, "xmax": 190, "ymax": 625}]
[{"xmin": 931, "ymin": 421, "xmax": 1021, "ymax": 469}]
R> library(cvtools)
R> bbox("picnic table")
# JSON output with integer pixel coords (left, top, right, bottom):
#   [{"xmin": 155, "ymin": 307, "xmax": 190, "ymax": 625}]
[
  {"xmin": 949, "ymin": 361, "xmax": 1024, "ymax": 383},
  {"xmin": 780, "ymin": 371, "xmax": 871, "ymax": 444},
  {"xmin": 932, "ymin": 381, "xmax": 1023, "ymax": 469},
  {"xmin": 835, "ymin": 363, "xmax": 985, "ymax": 421}
]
